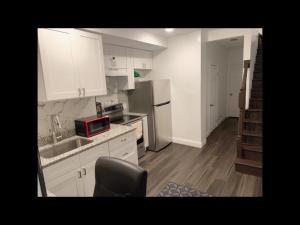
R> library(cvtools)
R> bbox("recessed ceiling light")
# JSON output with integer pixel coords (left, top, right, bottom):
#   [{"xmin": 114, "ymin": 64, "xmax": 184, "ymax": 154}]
[
  {"xmin": 230, "ymin": 38, "xmax": 238, "ymax": 41},
  {"xmin": 165, "ymin": 28, "xmax": 174, "ymax": 32}
]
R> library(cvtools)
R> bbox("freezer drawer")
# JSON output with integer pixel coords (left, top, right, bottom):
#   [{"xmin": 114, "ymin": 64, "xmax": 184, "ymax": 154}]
[{"xmin": 154, "ymin": 102, "xmax": 172, "ymax": 151}]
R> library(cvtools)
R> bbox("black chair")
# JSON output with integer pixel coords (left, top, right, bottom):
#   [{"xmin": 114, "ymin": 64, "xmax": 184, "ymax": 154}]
[{"xmin": 93, "ymin": 156, "xmax": 148, "ymax": 197}]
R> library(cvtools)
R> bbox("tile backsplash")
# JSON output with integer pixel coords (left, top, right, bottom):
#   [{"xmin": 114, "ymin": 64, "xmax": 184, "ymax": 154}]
[
  {"xmin": 38, "ymin": 97, "xmax": 97, "ymax": 146},
  {"xmin": 38, "ymin": 86, "xmax": 129, "ymax": 147}
]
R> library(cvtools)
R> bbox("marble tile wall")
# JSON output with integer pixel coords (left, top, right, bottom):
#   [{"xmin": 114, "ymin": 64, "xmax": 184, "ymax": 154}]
[{"xmin": 38, "ymin": 78, "xmax": 129, "ymax": 147}]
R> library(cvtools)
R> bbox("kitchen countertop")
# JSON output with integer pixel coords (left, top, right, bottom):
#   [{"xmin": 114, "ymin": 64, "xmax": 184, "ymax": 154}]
[{"xmin": 39, "ymin": 124, "xmax": 136, "ymax": 168}]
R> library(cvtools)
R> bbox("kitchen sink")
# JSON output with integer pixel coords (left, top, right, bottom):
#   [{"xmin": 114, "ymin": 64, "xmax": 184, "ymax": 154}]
[{"xmin": 40, "ymin": 138, "xmax": 93, "ymax": 159}]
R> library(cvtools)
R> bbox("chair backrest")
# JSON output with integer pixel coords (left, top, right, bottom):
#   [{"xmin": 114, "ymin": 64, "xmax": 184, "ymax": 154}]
[{"xmin": 93, "ymin": 156, "xmax": 148, "ymax": 197}]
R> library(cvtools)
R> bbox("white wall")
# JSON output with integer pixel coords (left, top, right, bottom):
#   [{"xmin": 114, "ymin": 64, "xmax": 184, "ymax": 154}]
[
  {"xmin": 207, "ymin": 28, "xmax": 261, "ymax": 60},
  {"xmin": 146, "ymin": 31, "xmax": 203, "ymax": 148}
]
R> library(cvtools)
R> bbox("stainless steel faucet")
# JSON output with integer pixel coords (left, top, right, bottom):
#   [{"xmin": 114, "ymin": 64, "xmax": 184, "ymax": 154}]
[{"xmin": 50, "ymin": 114, "xmax": 63, "ymax": 144}]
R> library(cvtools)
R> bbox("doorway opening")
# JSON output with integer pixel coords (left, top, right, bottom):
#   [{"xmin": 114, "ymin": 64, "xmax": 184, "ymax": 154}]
[{"xmin": 206, "ymin": 36, "xmax": 244, "ymax": 137}]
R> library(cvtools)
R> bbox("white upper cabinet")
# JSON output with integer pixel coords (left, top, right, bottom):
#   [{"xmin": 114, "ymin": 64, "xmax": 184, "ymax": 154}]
[
  {"xmin": 73, "ymin": 30, "xmax": 107, "ymax": 97},
  {"xmin": 103, "ymin": 44, "xmax": 130, "ymax": 76},
  {"xmin": 38, "ymin": 29, "xmax": 78, "ymax": 101},
  {"xmin": 38, "ymin": 28, "xmax": 107, "ymax": 102},
  {"xmin": 133, "ymin": 49, "xmax": 152, "ymax": 70}
]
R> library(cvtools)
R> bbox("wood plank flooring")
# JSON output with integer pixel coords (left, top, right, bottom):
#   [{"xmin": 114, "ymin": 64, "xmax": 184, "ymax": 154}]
[{"xmin": 139, "ymin": 118, "xmax": 262, "ymax": 197}]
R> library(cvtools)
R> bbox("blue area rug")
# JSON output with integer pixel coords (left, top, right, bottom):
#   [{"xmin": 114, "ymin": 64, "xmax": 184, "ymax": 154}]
[{"xmin": 157, "ymin": 182, "xmax": 212, "ymax": 197}]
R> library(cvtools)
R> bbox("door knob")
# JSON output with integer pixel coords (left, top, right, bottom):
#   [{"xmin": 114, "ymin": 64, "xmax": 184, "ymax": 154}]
[
  {"xmin": 229, "ymin": 93, "xmax": 233, "ymax": 96},
  {"xmin": 210, "ymin": 104, "xmax": 214, "ymax": 107}
]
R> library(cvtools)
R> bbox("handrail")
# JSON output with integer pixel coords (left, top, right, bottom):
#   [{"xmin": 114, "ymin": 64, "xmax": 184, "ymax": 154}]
[
  {"xmin": 239, "ymin": 60, "xmax": 250, "ymax": 110},
  {"xmin": 237, "ymin": 60, "xmax": 250, "ymax": 147}
]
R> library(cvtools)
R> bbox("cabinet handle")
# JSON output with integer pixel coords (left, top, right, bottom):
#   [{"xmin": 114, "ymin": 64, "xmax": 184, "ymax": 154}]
[
  {"xmin": 122, "ymin": 152, "xmax": 129, "ymax": 156},
  {"xmin": 78, "ymin": 88, "xmax": 81, "ymax": 96},
  {"xmin": 121, "ymin": 138, "xmax": 126, "ymax": 142},
  {"xmin": 82, "ymin": 168, "xmax": 86, "ymax": 175},
  {"xmin": 82, "ymin": 88, "xmax": 85, "ymax": 96},
  {"xmin": 77, "ymin": 170, "xmax": 82, "ymax": 178}
]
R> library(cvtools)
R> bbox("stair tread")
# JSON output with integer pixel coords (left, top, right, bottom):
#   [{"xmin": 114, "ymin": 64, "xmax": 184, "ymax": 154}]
[
  {"xmin": 235, "ymin": 158, "xmax": 262, "ymax": 168},
  {"xmin": 243, "ymin": 131, "xmax": 262, "ymax": 137},
  {"xmin": 242, "ymin": 144, "xmax": 262, "ymax": 152},
  {"xmin": 244, "ymin": 119, "xmax": 263, "ymax": 123}
]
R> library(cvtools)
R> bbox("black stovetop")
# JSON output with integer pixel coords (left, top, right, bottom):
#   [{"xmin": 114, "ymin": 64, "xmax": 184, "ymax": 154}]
[{"xmin": 110, "ymin": 115, "xmax": 141, "ymax": 125}]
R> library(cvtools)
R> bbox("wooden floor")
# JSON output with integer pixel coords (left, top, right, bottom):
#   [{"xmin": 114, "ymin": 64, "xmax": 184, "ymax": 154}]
[{"xmin": 139, "ymin": 118, "xmax": 262, "ymax": 197}]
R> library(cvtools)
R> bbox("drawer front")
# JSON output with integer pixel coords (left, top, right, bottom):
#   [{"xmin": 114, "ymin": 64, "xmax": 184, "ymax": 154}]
[
  {"xmin": 122, "ymin": 151, "xmax": 138, "ymax": 165},
  {"xmin": 79, "ymin": 143, "xmax": 109, "ymax": 165},
  {"xmin": 109, "ymin": 131, "xmax": 136, "ymax": 151},
  {"xmin": 110, "ymin": 141, "xmax": 137, "ymax": 159},
  {"xmin": 43, "ymin": 154, "xmax": 81, "ymax": 183}
]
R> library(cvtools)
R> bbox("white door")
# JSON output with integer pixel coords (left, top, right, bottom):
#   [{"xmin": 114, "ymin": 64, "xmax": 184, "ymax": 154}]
[
  {"xmin": 207, "ymin": 65, "xmax": 218, "ymax": 135},
  {"xmin": 46, "ymin": 169, "xmax": 84, "ymax": 197},
  {"xmin": 38, "ymin": 28, "xmax": 79, "ymax": 100},
  {"xmin": 227, "ymin": 63, "xmax": 243, "ymax": 117},
  {"xmin": 73, "ymin": 30, "xmax": 107, "ymax": 97}
]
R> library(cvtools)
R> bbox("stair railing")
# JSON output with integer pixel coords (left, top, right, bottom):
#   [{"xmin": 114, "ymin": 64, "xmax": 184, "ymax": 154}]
[{"xmin": 237, "ymin": 60, "xmax": 250, "ymax": 157}]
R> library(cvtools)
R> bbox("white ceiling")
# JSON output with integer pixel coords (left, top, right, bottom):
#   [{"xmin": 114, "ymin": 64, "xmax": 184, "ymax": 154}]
[
  {"xmin": 140, "ymin": 28, "xmax": 200, "ymax": 37},
  {"xmin": 210, "ymin": 36, "xmax": 244, "ymax": 48}
]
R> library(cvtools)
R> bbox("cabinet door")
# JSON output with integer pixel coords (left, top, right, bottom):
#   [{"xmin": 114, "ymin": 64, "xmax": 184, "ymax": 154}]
[
  {"xmin": 38, "ymin": 28, "xmax": 79, "ymax": 100},
  {"xmin": 79, "ymin": 143, "xmax": 109, "ymax": 196},
  {"xmin": 73, "ymin": 30, "xmax": 107, "ymax": 97},
  {"xmin": 46, "ymin": 168, "xmax": 84, "ymax": 197},
  {"xmin": 81, "ymin": 160, "xmax": 97, "ymax": 197},
  {"xmin": 122, "ymin": 151, "xmax": 138, "ymax": 166},
  {"xmin": 103, "ymin": 44, "xmax": 127, "ymax": 69},
  {"xmin": 133, "ymin": 49, "xmax": 152, "ymax": 70}
]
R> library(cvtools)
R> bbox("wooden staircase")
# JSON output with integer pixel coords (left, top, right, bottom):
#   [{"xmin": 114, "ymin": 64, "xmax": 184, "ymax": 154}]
[{"xmin": 235, "ymin": 34, "xmax": 263, "ymax": 177}]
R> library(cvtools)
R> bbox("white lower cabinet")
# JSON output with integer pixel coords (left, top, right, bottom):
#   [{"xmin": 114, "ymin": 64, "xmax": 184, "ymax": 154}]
[
  {"xmin": 81, "ymin": 160, "xmax": 98, "ymax": 196},
  {"xmin": 43, "ymin": 143, "xmax": 109, "ymax": 197},
  {"xmin": 42, "ymin": 130, "xmax": 138, "ymax": 196},
  {"xmin": 109, "ymin": 131, "xmax": 138, "ymax": 165},
  {"xmin": 46, "ymin": 168, "xmax": 85, "ymax": 197}
]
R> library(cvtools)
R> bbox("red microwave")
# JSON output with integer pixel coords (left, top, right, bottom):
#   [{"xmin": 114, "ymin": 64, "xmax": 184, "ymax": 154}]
[{"xmin": 75, "ymin": 115, "xmax": 110, "ymax": 138}]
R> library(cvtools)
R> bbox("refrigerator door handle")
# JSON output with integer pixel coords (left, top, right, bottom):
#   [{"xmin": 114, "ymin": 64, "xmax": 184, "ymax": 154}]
[{"xmin": 153, "ymin": 101, "xmax": 170, "ymax": 107}]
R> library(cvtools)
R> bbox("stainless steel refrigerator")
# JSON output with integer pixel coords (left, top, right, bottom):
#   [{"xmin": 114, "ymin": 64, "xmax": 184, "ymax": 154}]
[{"xmin": 128, "ymin": 79, "xmax": 172, "ymax": 151}]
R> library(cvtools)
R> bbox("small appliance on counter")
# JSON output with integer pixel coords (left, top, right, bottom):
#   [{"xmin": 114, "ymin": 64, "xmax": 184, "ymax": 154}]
[
  {"xmin": 95, "ymin": 101, "xmax": 103, "ymax": 117},
  {"xmin": 103, "ymin": 103, "xmax": 146, "ymax": 159},
  {"xmin": 75, "ymin": 115, "xmax": 110, "ymax": 138}
]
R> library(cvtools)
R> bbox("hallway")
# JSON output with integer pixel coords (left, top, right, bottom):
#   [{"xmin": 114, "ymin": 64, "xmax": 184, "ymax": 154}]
[{"xmin": 139, "ymin": 118, "xmax": 262, "ymax": 197}]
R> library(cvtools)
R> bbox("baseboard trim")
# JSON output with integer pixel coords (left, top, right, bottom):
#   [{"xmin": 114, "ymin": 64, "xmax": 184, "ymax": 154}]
[{"xmin": 172, "ymin": 137, "xmax": 205, "ymax": 148}]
